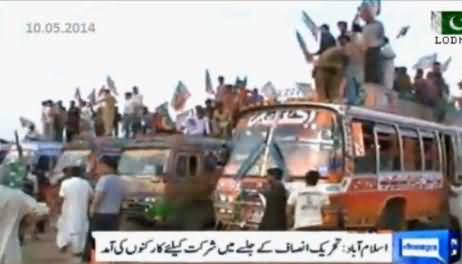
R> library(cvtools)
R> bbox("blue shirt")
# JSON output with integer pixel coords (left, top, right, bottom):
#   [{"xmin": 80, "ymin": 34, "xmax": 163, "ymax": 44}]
[{"xmin": 95, "ymin": 174, "xmax": 126, "ymax": 214}]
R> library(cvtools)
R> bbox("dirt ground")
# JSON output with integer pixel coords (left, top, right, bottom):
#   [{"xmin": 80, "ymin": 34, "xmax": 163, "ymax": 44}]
[{"xmin": 22, "ymin": 229, "xmax": 81, "ymax": 264}]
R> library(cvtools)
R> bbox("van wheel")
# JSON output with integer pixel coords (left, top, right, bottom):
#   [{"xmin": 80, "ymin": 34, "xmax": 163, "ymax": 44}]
[{"xmin": 377, "ymin": 200, "xmax": 406, "ymax": 231}]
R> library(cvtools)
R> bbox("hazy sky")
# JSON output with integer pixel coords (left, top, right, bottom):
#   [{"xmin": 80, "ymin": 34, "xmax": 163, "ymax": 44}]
[{"xmin": 0, "ymin": 1, "xmax": 460, "ymax": 140}]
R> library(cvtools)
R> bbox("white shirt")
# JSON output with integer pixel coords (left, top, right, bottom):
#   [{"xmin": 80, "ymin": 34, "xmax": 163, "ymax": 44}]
[
  {"xmin": 123, "ymin": 98, "xmax": 137, "ymax": 115},
  {"xmin": 57, "ymin": 177, "xmax": 93, "ymax": 251},
  {"xmin": 80, "ymin": 106, "xmax": 93, "ymax": 122},
  {"xmin": 183, "ymin": 116, "xmax": 211, "ymax": 136},
  {"xmin": 42, "ymin": 106, "xmax": 53, "ymax": 124},
  {"xmin": 0, "ymin": 186, "xmax": 38, "ymax": 264},
  {"xmin": 287, "ymin": 185, "xmax": 329, "ymax": 229},
  {"xmin": 132, "ymin": 94, "xmax": 143, "ymax": 106},
  {"xmin": 362, "ymin": 20, "xmax": 385, "ymax": 48}
]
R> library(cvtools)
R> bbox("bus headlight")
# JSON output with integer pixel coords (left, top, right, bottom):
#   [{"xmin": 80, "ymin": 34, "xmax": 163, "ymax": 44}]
[{"xmin": 144, "ymin": 197, "xmax": 157, "ymax": 203}]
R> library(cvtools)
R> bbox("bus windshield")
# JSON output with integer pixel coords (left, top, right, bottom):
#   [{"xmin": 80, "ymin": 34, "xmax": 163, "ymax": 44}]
[
  {"xmin": 224, "ymin": 107, "xmax": 343, "ymax": 178},
  {"xmin": 118, "ymin": 149, "xmax": 170, "ymax": 177}
]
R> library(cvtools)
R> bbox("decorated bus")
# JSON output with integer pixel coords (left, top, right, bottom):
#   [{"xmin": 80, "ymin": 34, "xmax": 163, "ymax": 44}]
[{"xmin": 214, "ymin": 98, "xmax": 461, "ymax": 231}]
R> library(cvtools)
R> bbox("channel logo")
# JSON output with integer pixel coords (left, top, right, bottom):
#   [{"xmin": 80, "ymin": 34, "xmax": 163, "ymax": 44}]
[{"xmin": 393, "ymin": 230, "xmax": 461, "ymax": 264}]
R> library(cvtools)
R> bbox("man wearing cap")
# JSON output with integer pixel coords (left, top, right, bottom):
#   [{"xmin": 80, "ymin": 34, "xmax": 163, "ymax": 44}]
[
  {"xmin": 82, "ymin": 141, "xmax": 126, "ymax": 263},
  {"xmin": 0, "ymin": 170, "xmax": 39, "ymax": 264},
  {"xmin": 258, "ymin": 168, "xmax": 287, "ymax": 230}
]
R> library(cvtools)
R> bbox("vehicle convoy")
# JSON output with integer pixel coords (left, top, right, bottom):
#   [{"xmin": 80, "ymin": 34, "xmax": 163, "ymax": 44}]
[
  {"xmin": 118, "ymin": 134, "xmax": 228, "ymax": 230},
  {"xmin": 214, "ymin": 99, "xmax": 462, "ymax": 231}
]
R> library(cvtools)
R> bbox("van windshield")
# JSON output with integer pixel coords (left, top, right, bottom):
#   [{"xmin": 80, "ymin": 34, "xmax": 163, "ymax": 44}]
[
  {"xmin": 224, "ymin": 108, "xmax": 343, "ymax": 178},
  {"xmin": 53, "ymin": 150, "xmax": 90, "ymax": 173},
  {"xmin": 118, "ymin": 149, "xmax": 170, "ymax": 176}
]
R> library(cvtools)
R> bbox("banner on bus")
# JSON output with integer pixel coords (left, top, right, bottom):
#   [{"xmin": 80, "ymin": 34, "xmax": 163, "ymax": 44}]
[{"xmin": 93, "ymin": 231, "xmax": 392, "ymax": 263}]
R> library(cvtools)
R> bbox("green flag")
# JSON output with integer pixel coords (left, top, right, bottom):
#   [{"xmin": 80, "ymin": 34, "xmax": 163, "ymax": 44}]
[{"xmin": 441, "ymin": 11, "xmax": 462, "ymax": 35}]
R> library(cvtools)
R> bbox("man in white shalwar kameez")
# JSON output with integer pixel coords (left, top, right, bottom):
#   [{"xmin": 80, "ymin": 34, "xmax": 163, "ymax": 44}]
[
  {"xmin": 56, "ymin": 166, "xmax": 93, "ymax": 256},
  {"xmin": 0, "ymin": 185, "xmax": 38, "ymax": 264}
]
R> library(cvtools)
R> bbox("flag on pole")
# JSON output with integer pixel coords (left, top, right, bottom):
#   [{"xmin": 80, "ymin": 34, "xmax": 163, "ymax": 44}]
[
  {"xmin": 156, "ymin": 102, "xmax": 175, "ymax": 128},
  {"xmin": 19, "ymin": 117, "xmax": 35, "ymax": 129},
  {"xmin": 171, "ymin": 81, "xmax": 191, "ymax": 111},
  {"xmin": 74, "ymin": 87, "xmax": 82, "ymax": 102},
  {"xmin": 106, "ymin": 75, "xmax": 118, "ymax": 96},
  {"xmin": 302, "ymin": 11, "xmax": 319, "ymax": 41},
  {"xmin": 442, "ymin": 56, "xmax": 452, "ymax": 72},
  {"xmin": 205, "ymin": 69, "xmax": 214, "ymax": 95},
  {"xmin": 413, "ymin": 53, "xmax": 438, "ymax": 70},
  {"xmin": 396, "ymin": 25, "xmax": 410, "ymax": 39},
  {"xmin": 261, "ymin": 81, "xmax": 277, "ymax": 99},
  {"xmin": 87, "ymin": 89, "xmax": 96, "ymax": 105},
  {"xmin": 296, "ymin": 30, "xmax": 313, "ymax": 63}
]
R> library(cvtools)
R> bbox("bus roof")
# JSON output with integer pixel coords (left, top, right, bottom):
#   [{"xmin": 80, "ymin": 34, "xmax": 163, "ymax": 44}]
[
  {"xmin": 237, "ymin": 100, "xmax": 453, "ymax": 131},
  {"xmin": 123, "ymin": 135, "xmax": 227, "ymax": 151}
]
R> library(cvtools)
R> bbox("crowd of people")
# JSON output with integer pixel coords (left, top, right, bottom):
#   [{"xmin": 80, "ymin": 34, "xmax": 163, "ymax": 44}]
[
  {"xmin": 27, "ymin": 76, "xmax": 265, "ymax": 143},
  {"xmin": 305, "ymin": 1, "xmax": 452, "ymax": 117},
  {"xmin": 181, "ymin": 77, "xmax": 264, "ymax": 138}
]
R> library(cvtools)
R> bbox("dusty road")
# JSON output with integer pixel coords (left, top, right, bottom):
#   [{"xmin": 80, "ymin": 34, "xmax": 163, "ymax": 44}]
[{"xmin": 23, "ymin": 229, "xmax": 80, "ymax": 264}]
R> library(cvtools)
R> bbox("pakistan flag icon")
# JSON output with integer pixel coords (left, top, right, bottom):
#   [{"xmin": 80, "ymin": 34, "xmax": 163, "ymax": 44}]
[{"xmin": 432, "ymin": 11, "xmax": 462, "ymax": 35}]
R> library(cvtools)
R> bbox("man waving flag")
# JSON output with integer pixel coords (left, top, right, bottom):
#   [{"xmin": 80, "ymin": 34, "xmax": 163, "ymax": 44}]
[
  {"xmin": 205, "ymin": 69, "xmax": 214, "ymax": 95},
  {"xmin": 171, "ymin": 81, "xmax": 191, "ymax": 111},
  {"xmin": 302, "ymin": 11, "xmax": 319, "ymax": 42},
  {"xmin": 106, "ymin": 75, "xmax": 118, "ymax": 96}
]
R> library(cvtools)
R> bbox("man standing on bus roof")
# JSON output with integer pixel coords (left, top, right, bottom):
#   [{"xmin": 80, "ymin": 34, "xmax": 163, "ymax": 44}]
[
  {"xmin": 287, "ymin": 171, "xmax": 330, "ymax": 230},
  {"xmin": 258, "ymin": 168, "xmax": 287, "ymax": 230}
]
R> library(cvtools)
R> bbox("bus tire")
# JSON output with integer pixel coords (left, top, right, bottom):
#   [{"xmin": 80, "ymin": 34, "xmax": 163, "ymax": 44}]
[{"xmin": 377, "ymin": 199, "xmax": 407, "ymax": 231}]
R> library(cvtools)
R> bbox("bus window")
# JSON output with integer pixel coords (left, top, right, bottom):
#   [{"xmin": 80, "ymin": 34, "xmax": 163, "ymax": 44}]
[
  {"xmin": 189, "ymin": 156, "xmax": 198, "ymax": 177},
  {"xmin": 421, "ymin": 132, "xmax": 440, "ymax": 171},
  {"xmin": 376, "ymin": 125, "xmax": 400, "ymax": 172},
  {"xmin": 400, "ymin": 128, "xmax": 422, "ymax": 171},
  {"xmin": 353, "ymin": 120, "xmax": 376, "ymax": 174},
  {"xmin": 176, "ymin": 155, "xmax": 187, "ymax": 178}
]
